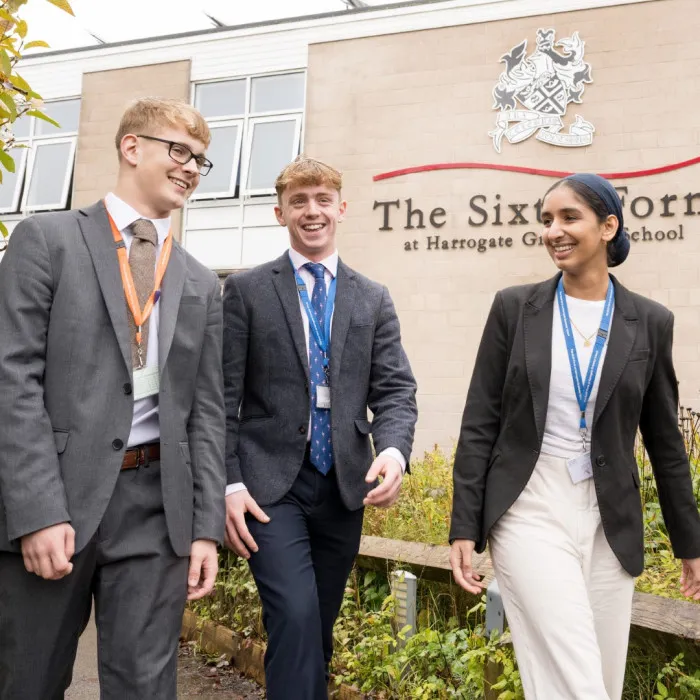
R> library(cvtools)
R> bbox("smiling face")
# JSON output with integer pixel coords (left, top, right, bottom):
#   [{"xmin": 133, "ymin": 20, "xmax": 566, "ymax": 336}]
[
  {"xmin": 541, "ymin": 183, "xmax": 618, "ymax": 275},
  {"xmin": 275, "ymin": 184, "xmax": 346, "ymax": 261},
  {"xmin": 118, "ymin": 125, "xmax": 205, "ymax": 219}
]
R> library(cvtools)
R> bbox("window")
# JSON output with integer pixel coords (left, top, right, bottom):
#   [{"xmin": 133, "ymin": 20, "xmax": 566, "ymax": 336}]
[
  {"xmin": 2, "ymin": 98, "xmax": 81, "ymax": 214},
  {"xmin": 192, "ymin": 72, "xmax": 305, "ymax": 200}
]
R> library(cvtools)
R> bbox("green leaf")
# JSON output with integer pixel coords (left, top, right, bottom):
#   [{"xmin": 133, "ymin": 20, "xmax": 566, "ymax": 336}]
[
  {"xmin": 0, "ymin": 91, "xmax": 17, "ymax": 118},
  {"xmin": 44, "ymin": 0, "xmax": 75, "ymax": 16},
  {"xmin": 24, "ymin": 40, "xmax": 50, "ymax": 50},
  {"xmin": 656, "ymin": 682, "xmax": 669, "ymax": 698},
  {"xmin": 0, "ymin": 49, "xmax": 10, "ymax": 76},
  {"xmin": 25, "ymin": 108, "xmax": 59, "ymax": 128},
  {"xmin": 0, "ymin": 220, "xmax": 8, "ymax": 239},
  {"xmin": 0, "ymin": 148, "xmax": 15, "ymax": 173}
]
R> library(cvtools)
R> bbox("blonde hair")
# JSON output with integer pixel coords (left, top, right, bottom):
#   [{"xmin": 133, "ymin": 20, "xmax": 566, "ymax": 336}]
[
  {"xmin": 114, "ymin": 97, "xmax": 211, "ymax": 156},
  {"xmin": 275, "ymin": 155, "xmax": 342, "ymax": 201}
]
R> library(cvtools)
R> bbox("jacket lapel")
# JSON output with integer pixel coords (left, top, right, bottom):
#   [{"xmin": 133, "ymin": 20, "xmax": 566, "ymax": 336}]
[
  {"xmin": 524, "ymin": 275, "xmax": 559, "ymax": 443},
  {"xmin": 329, "ymin": 260, "xmax": 356, "ymax": 389},
  {"xmin": 271, "ymin": 253, "xmax": 309, "ymax": 381},
  {"xmin": 77, "ymin": 201, "xmax": 131, "ymax": 373},
  {"xmin": 158, "ymin": 241, "xmax": 186, "ymax": 373},
  {"xmin": 592, "ymin": 276, "xmax": 638, "ymax": 427}
]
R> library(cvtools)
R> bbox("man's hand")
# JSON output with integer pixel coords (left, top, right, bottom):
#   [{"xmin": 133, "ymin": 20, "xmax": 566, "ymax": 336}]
[
  {"xmin": 363, "ymin": 455, "xmax": 403, "ymax": 508},
  {"xmin": 21, "ymin": 522, "xmax": 75, "ymax": 580},
  {"xmin": 224, "ymin": 490, "xmax": 270, "ymax": 559},
  {"xmin": 450, "ymin": 539, "xmax": 485, "ymax": 595},
  {"xmin": 681, "ymin": 557, "xmax": 700, "ymax": 600},
  {"xmin": 187, "ymin": 540, "xmax": 218, "ymax": 601}
]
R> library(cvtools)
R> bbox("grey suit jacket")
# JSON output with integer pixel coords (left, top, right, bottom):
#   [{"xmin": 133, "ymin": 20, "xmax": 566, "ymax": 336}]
[
  {"xmin": 223, "ymin": 252, "xmax": 418, "ymax": 510},
  {"xmin": 0, "ymin": 201, "xmax": 226, "ymax": 557}
]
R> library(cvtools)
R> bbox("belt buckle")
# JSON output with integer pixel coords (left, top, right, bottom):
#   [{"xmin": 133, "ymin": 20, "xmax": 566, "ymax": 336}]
[{"xmin": 137, "ymin": 446, "xmax": 149, "ymax": 468}]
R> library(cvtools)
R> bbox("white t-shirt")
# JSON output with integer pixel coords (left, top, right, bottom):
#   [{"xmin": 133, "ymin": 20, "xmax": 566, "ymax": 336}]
[{"xmin": 541, "ymin": 295, "xmax": 613, "ymax": 458}]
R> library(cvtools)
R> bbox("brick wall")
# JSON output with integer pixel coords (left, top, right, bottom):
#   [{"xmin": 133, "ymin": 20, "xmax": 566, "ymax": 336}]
[
  {"xmin": 305, "ymin": 0, "xmax": 700, "ymax": 455},
  {"xmin": 73, "ymin": 60, "xmax": 191, "ymax": 239}
]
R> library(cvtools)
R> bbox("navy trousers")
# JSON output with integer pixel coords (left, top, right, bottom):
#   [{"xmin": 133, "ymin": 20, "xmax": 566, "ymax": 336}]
[{"xmin": 246, "ymin": 452, "xmax": 364, "ymax": 700}]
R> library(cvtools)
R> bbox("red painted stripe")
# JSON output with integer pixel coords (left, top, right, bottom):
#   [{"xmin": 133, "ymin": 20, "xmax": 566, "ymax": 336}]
[{"xmin": 373, "ymin": 155, "xmax": 700, "ymax": 182}]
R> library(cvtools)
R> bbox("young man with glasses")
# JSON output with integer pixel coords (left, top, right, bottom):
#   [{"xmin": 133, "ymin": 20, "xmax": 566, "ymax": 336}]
[{"xmin": 0, "ymin": 97, "xmax": 226, "ymax": 700}]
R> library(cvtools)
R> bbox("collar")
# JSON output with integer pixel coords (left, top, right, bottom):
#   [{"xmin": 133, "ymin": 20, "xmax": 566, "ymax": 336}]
[
  {"xmin": 288, "ymin": 248, "xmax": 338, "ymax": 278},
  {"xmin": 104, "ymin": 192, "xmax": 171, "ymax": 245}
]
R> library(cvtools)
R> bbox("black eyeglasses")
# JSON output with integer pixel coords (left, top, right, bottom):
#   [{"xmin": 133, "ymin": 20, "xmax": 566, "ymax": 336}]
[{"xmin": 136, "ymin": 135, "xmax": 213, "ymax": 176}]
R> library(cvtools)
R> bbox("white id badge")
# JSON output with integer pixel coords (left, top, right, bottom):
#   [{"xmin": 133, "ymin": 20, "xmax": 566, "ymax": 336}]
[
  {"xmin": 316, "ymin": 385, "xmax": 331, "ymax": 410},
  {"xmin": 567, "ymin": 452, "xmax": 593, "ymax": 485},
  {"xmin": 133, "ymin": 365, "xmax": 160, "ymax": 401}
]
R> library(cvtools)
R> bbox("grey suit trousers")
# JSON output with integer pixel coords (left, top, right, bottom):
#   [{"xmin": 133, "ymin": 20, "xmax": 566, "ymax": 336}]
[{"xmin": 0, "ymin": 462, "xmax": 188, "ymax": 700}]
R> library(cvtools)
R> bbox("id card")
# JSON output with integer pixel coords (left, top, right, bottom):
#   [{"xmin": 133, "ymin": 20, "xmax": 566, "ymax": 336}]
[
  {"xmin": 133, "ymin": 365, "xmax": 160, "ymax": 401},
  {"xmin": 566, "ymin": 452, "xmax": 593, "ymax": 485},
  {"xmin": 316, "ymin": 385, "xmax": 331, "ymax": 410}
]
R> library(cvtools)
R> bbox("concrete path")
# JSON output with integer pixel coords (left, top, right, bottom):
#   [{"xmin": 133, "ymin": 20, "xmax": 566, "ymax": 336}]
[{"xmin": 66, "ymin": 619, "xmax": 263, "ymax": 699}]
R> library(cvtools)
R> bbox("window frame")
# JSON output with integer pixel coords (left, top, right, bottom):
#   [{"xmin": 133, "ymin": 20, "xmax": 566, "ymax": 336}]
[
  {"xmin": 190, "ymin": 118, "xmax": 244, "ymax": 201},
  {"xmin": 241, "ymin": 114, "xmax": 303, "ymax": 197},
  {"xmin": 0, "ymin": 146, "xmax": 28, "ymax": 215},
  {"xmin": 190, "ymin": 70, "xmax": 306, "ymax": 202},
  {"xmin": 21, "ymin": 136, "xmax": 77, "ymax": 212}
]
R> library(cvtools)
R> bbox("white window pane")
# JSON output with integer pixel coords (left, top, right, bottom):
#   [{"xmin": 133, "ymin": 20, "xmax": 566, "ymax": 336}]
[
  {"xmin": 241, "ymin": 226, "xmax": 289, "ymax": 267},
  {"xmin": 196, "ymin": 81, "xmax": 245, "ymax": 118},
  {"xmin": 11, "ymin": 115, "xmax": 30, "ymax": 139},
  {"xmin": 251, "ymin": 74, "xmax": 305, "ymax": 113},
  {"xmin": 0, "ymin": 148, "xmax": 25, "ymax": 211},
  {"xmin": 35, "ymin": 99, "xmax": 80, "ymax": 136},
  {"xmin": 26, "ymin": 142, "xmax": 72, "ymax": 208},
  {"xmin": 248, "ymin": 120, "xmax": 297, "ymax": 191},
  {"xmin": 185, "ymin": 227, "xmax": 242, "ymax": 270},
  {"xmin": 196, "ymin": 125, "xmax": 240, "ymax": 196}
]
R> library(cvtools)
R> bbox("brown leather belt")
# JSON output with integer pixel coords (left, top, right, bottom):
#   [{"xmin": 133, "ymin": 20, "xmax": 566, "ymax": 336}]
[{"xmin": 121, "ymin": 443, "xmax": 160, "ymax": 470}]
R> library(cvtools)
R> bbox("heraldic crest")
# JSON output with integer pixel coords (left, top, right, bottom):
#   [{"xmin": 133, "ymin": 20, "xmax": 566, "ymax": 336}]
[{"xmin": 489, "ymin": 28, "xmax": 595, "ymax": 153}]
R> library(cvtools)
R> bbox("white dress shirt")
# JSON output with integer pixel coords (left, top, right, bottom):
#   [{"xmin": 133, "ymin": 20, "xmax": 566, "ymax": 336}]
[
  {"xmin": 541, "ymin": 294, "xmax": 613, "ymax": 458},
  {"xmin": 104, "ymin": 192, "xmax": 170, "ymax": 448},
  {"xmin": 226, "ymin": 247, "xmax": 406, "ymax": 496}
]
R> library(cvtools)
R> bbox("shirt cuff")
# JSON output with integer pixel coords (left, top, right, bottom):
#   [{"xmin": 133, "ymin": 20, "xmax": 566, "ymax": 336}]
[
  {"xmin": 225, "ymin": 482, "xmax": 248, "ymax": 496},
  {"xmin": 379, "ymin": 447, "xmax": 407, "ymax": 474}
]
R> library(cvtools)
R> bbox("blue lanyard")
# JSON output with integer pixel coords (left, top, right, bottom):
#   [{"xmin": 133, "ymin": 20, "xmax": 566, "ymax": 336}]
[
  {"xmin": 556, "ymin": 278, "xmax": 614, "ymax": 438},
  {"xmin": 293, "ymin": 264, "xmax": 336, "ymax": 370}
]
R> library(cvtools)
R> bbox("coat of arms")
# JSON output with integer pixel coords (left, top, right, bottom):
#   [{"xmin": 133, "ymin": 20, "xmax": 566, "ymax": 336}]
[{"xmin": 489, "ymin": 28, "xmax": 595, "ymax": 153}]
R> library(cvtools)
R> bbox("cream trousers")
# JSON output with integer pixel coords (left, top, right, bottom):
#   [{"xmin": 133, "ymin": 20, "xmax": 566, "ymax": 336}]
[{"xmin": 489, "ymin": 453, "xmax": 635, "ymax": 700}]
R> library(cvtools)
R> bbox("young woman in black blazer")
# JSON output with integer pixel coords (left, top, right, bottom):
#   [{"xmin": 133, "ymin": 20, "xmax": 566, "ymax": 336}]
[{"xmin": 449, "ymin": 173, "xmax": 700, "ymax": 700}]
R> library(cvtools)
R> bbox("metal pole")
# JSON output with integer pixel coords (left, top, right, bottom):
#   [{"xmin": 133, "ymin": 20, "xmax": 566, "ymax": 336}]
[{"xmin": 391, "ymin": 569, "xmax": 417, "ymax": 647}]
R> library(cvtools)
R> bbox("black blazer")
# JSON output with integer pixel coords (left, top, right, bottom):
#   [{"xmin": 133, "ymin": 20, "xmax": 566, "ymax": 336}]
[{"xmin": 449, "ymin": 273, "xmax": 700, "ymax": 576}]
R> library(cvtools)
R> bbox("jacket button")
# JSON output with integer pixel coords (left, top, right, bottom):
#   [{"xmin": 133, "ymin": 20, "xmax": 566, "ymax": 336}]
[
  {"xmin": 596, "ymin": 455, "xmax": 606, "ymax": 467},
  {"xmin": 112, "ymin": 438, "xmax": 124, "ymax": 450},
  {"xmin": 299, "ymin": 426, "xmax": 307, "ymax": 435},
  {"xmin": 123, "ymin": 382, "xmax": 132, "ymax": 395}
]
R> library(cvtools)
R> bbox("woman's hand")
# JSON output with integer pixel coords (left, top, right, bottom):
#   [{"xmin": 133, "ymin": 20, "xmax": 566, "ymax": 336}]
[
  {"xmin": 450, "ymin": 539, "xmax": 485, "ymax": 594},
  {"xmin": 680, "ymin": 557, "xmax": 700, "ymax": 600}
]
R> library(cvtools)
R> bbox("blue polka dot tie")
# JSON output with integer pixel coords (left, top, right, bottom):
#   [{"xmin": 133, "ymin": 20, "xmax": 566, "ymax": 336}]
[{"xmin": 305, "ymin": 262, "xmax": 333, "ymax": 475}]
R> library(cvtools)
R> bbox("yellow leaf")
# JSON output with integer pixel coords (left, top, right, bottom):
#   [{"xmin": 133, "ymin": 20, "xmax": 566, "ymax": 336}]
[
  {"xmin": 0, "ymin": 220, "xmax": 8, "ymax": 238},
  {"xmin": 44, "ymin": 0, "xmax": 75, "ymax": 16},
  {"xmin": 24, "ymin": 40, "xmax": 50, "ymax": 50},
  {"xmin": 0, "ymin": 92, "xmax": 17, "ymax": 118},
  {"xmin": 16, "ymin": 19, "xmax": 26, "ymax": 38},
  {"xmin": 0, "ymin": 9, "xmax": 16, "ymax": 26},
  {"xmin": 0, "ymin": 147, "xmax": 15, "ymax": 174},
  {"xmin": 0, "ymin": 49, "xmax": 10, "ymax": 76},
  {"xmin": 7, "ymin": 72, "xmax": 30, "ymax": 94}
]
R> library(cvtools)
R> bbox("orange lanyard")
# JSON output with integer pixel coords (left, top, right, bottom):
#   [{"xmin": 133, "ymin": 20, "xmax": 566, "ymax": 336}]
[{"xmin": 106, "ymin": 209, "xmax": 172, "ymax": 365}]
